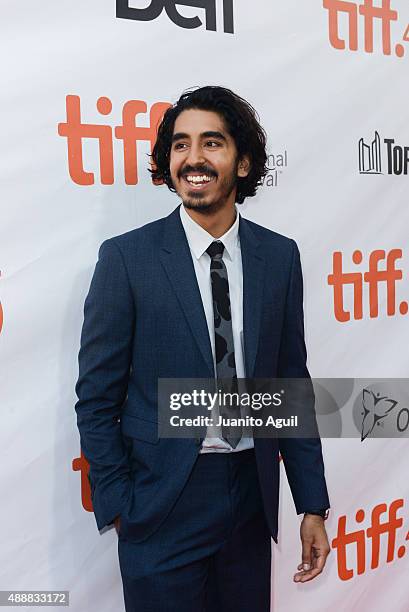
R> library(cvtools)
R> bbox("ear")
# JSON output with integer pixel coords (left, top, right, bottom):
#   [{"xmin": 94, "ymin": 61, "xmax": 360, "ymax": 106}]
[{"xmin": 237, "ymin": 155, "xmax": 250, "ymax": 178}]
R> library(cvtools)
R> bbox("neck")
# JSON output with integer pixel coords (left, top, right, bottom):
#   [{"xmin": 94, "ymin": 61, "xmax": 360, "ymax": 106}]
[{"xmin": 183, "ymin": 202, "xmax": 237, "ymax": 238}]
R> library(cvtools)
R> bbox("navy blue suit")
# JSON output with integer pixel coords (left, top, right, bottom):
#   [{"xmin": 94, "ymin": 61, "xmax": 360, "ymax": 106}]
[{"xmin": 75, "ymin": 205, "xmax": 329, "ymax": 610}]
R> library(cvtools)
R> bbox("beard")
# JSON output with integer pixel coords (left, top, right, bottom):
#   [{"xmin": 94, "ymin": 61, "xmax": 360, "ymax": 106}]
[{"xmin": 181, "ymin": 163, "xmax": 239, "ymax": 215}]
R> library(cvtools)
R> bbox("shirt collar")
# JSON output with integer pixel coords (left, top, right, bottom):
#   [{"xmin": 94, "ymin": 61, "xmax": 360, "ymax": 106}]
[{"xmin": 179, "ymin": 204, "xmax": 240, "ymax": 261}]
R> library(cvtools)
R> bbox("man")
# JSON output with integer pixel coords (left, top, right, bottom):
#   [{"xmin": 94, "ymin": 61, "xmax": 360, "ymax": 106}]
[{"xmin": 75, "ymin": 85, "xmax": 330, "ymax": 612}]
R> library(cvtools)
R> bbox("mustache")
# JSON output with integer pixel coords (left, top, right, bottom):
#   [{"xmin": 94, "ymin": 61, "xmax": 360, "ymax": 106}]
[{"xmin": 179, "ymin": 165, "xmax": 217, "ymax": 178}]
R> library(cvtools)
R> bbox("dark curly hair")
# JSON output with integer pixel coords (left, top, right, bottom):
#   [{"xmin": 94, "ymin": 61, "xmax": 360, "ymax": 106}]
[{"xmin": 149, "ymin": 85, "xmax": 268, "ymax": 204}]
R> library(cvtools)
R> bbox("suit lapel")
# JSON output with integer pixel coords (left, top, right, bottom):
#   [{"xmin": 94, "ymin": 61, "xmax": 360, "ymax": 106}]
[
  {"xmin": 159, "ymin": 207, "xmax": 266, "ymax": 379},
  {"xmin": 159, "ymin": 206, "xmax": 215, "ymax": 377},
  {"xmin": 239, "ymin": 217, "xmax": 266, "ymax": 378}
]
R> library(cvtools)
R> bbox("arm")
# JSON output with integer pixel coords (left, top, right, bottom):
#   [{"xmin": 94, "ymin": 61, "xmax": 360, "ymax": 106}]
[
  {"xmin": 277, "ymin": 241, "xmax": 331, "ymax": 582},
  {"xmin": 277, "ymin": 240, "xmax": 330, "ymax": 515},
  {"xmin": 75, "ymin": 239, "xmax": 134, "ymax": 530}
]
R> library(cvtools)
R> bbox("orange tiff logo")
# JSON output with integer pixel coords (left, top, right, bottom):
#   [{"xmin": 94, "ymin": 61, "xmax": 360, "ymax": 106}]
[
  {"xmin": 327, "ymin": 249, "xmax": 408, "ymax": 322},
  {"xmin": 72, "ymin": 450, "xmax": 92, "ymax": 512},
  {"xmin": 332, "ymin": 498, "xmax": 409, "ymax": 580},
  {"xmin": 58, "ymin": 95, "xmax": 171, "ymax": 185},
  {"xmin": 323, "ymin": 0, "xmax": 409, "ymax": 57}
]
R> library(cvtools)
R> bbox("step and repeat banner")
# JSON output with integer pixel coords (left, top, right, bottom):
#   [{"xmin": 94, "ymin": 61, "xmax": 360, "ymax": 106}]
[{"xmin": 1, "ymin": 1, "xmax": 408, "ymax": 610}]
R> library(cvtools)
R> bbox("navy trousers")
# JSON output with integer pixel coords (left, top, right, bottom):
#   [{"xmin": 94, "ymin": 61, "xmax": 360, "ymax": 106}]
[{"xmin": 118, "ymin": 448, "xmax": 272, "ymax": 612}]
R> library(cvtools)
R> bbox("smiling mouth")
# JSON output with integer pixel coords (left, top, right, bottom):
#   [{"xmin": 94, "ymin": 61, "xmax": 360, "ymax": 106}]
[{"xmin": 182, "ymin": 174, "xmax": 216, "ymax": 190}]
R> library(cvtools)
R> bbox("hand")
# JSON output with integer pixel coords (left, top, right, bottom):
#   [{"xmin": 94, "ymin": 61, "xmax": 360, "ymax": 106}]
[
  {"xmin": 293, "ymin": 514, "xmax": 330, "ymax": 583},
  {"xmin": 113, "ymin": 516, "xmax": 121, "ymax": 535}
]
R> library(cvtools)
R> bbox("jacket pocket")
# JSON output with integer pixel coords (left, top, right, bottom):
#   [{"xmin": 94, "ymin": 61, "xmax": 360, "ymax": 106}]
[{"xmin": 120, "ymin": 413, "xmax": 160, "ymax": 445}]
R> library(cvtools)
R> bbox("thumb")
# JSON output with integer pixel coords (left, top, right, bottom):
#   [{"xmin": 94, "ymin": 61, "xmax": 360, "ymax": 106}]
[{"xmin": 301, "ymin": 538, "xmax": 313, "ymax": 571}]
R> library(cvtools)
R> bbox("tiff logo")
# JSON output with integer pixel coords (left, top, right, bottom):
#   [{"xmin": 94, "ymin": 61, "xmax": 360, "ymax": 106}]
[
  {"xmin": 72, "ymin": 450, "xmax": 93, "ymax": 512},
  {"xmin": 323, "ymin": 0, "xmax": 409, "ymax": 57},
  {"xmin": 116, "ymin": 0, "xmax": 234, "ymax": 33},
  {"xmin": 58, "ymin": 95, "xmax": 171, "ymax": 185},
  {"xmin": 359, "ymin": 132, "xmax": 409, "ymax": 175},
  {"xmin": 332, "ymin": 499, "xmax": 409, "ymax": 580},
  {"xmin": 327, "ymin": 249, "xmax": 408, "ymax": 322}
]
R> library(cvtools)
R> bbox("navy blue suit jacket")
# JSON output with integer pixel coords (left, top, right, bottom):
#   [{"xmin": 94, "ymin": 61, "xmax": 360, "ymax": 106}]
[{"xmin": 75, "ymin": 205, "xmax": 329, "ymax": 543}]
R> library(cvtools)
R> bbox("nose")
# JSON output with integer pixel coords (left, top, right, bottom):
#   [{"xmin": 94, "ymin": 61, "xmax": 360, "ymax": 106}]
[{"xmin": 185, "ymin": 141, "xmax": 206, "ymax": 167}]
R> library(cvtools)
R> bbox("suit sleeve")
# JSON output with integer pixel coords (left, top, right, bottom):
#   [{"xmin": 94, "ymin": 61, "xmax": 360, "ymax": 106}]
[
  {"xmin": 75, "ymin": 239, "xmax": 134, "ymax": 530},
  {"xmin": 277, "ymin": 240, "xmax": 330, "ymax": 514}
]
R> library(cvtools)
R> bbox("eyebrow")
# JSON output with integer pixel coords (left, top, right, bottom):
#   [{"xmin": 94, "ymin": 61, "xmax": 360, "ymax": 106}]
[{"xmin": 171, "ymin": 130, "xmax": 227, "ymax": 143}]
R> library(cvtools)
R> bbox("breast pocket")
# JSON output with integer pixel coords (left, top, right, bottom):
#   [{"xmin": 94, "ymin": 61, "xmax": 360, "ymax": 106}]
[{"xmin": 120, "ymin": 413, "xmax": 160, "ymax": 445}]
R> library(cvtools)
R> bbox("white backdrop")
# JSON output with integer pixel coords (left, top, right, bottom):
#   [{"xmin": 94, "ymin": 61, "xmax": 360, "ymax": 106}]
[{"xmin": 1, "ymin": 1, "xmax": 408, "ymax": 610}]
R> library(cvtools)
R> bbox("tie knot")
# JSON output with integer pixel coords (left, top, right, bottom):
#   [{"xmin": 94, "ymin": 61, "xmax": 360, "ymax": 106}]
[{"xmin": 206, "ymin": 241, "xmax": 225, "ymax": 259}]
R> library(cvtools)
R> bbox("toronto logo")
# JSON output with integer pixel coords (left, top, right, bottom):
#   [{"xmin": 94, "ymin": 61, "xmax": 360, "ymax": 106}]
[
  {"xmin": 359, "ymin": 132, "xmax": 409, "ymax": 175},
  {"xmin": 116, "ymin": 0, "xmax": 234, "ymax": 33},
  {"xmin": 358, "ymin": 131, "xmax": 382, "ymax": 174}
]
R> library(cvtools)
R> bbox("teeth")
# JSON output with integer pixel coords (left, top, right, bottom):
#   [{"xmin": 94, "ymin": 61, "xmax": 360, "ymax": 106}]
[{"xmin": 186, "ymin": 175, "xmax": 213, "ymax": 184}]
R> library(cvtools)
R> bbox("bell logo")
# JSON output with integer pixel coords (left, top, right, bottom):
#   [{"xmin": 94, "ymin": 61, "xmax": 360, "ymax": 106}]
[{"xmin": 116, "ymin": 0, "xmax": 234, "ymax": 33}]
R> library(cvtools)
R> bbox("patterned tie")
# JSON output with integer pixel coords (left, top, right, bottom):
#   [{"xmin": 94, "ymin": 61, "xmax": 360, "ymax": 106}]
[{"xmin": 206, "ymin": 240, "xmax": 242, "ymax": 448}]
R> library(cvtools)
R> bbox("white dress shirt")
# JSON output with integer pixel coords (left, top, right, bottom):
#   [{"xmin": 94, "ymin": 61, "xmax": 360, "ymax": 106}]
[{"xmin": 179, "ymin": 204, "xmax": 254, "ymax": 453}]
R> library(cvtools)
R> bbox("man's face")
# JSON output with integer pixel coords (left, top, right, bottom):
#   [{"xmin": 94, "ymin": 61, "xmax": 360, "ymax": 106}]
[{"xmin": 169, "ymin": 109, "xmax": 249, "ymax": 214}]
